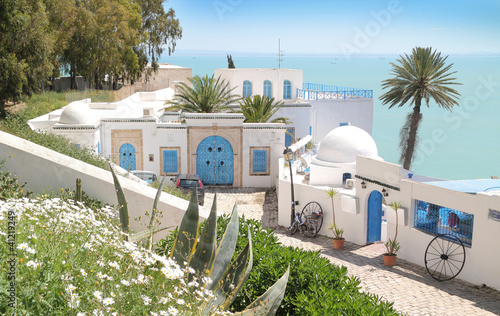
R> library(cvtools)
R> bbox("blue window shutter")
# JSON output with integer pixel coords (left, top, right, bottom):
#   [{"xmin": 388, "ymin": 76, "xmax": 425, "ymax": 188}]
[
  {"xmin": 283, "ymin": 80, "xmax": 291, "ymax": 99},
  {"xmin": 252, "ymin": 150, "xmax": 267, "ymax": 173},
  {"xmin": 340, "ymin": 122, "xmax": 349, "ymax": 126},
  {"xmin": 264, "ymin": 80, "xmax": 272, "ymax": 98},
  {"xmin": 163, "ymin": 150, "xmax": 178, "ymax": 173},
  {"xmin": 97, "ymin": 141, "xmax": 101, "ymax": 154},
  {"xmin": 243, "ymin": 80, "xmax": 252, "ymax": 97},
  {"xmin": 285, "ymin": 127, "xmax": 294, "ymax": 147}
]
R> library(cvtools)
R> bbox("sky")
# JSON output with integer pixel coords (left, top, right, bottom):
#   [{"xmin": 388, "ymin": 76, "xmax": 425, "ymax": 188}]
[{"xmin": 166, "ymin": 0, "xmax": 500, "ymax": 55}]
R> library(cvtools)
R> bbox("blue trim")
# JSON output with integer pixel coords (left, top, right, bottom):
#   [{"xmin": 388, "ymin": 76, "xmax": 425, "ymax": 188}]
[
  {"xmin": 252, "ymin": 150, "xmax": 267, "ymax": 173},
  {"xmin": 243, "ymin": 80, "xmax": 252, "ymax": 97},
  {"xmin": 283, "ymin": 80, "xmax": 291, "ymax": 99},
  {"xmin": 97, "ymin": 141, "xmax": 101, "ymax": 154},
  {"xmin": 264, "ymin": 80, "xmax": 272, "ymax": 98},
  {"xmin": 340, "ymin": 122, "xmax": 349, "ymax": 127}
]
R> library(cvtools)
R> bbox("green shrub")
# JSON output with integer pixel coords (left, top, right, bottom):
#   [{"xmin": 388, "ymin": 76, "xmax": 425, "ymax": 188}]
[{"xmin": 157, "ymin": 215, "xmax": 400, "ymax": 315}]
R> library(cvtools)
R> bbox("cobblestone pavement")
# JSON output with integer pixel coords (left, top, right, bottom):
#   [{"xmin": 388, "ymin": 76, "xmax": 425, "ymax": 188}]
[{"xmin": 205, "ymin": 187, "xmax": 500, "ymax": 316}]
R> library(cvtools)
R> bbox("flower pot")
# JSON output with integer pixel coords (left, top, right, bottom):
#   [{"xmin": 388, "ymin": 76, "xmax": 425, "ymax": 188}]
[
  {"xmin": 333, "ymin": 238, "xmax": 345, "ymax": 250},
  {"xmin": 383, "ymin": 254, "xmax": 397, "ymax": 267}
]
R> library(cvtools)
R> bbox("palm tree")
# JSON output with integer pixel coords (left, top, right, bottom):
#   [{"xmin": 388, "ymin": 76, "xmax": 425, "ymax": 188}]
[
  {"xmin": 238, "ymin": 95, "xmax": 290, "ymax": 123},
  {"xmin": 166, "ymin": 75, "xmax": 241, "ymax": 113},
  {"xmin": 380, "ymin": 47, "xmax": 461, "ymax": 170}
]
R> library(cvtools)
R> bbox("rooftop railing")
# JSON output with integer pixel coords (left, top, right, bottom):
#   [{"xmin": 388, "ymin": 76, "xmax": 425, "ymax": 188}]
[{"xmin": 297, "ymin": 83, "xmax": 373, "ymax": 100}]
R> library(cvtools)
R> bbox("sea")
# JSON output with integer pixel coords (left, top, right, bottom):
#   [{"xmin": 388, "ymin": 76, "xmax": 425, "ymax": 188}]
[{"xmin": 159, "ymin": 54, "xmax": 500, "ymax": 180}]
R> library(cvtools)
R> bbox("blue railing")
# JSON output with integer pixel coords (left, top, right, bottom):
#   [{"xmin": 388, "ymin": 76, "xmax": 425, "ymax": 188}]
[
  {"xmin": 297, "ymin": 83, "xmax": 373, "ymax": 100},
  {"xmin": 413, "ymin": 200, "xmax": 474, "ymax": 246}
]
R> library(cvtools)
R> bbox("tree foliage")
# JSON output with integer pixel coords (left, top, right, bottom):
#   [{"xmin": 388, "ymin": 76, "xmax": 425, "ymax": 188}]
[
  {"xmin": 238, "ymin": 95, "xmax": 289, "ymax": 123},
  {"xmin": 379, "ymin": 47, "xmax": 461, "ymax": 169},
  {"xmin": 167, "ymin": 75, "xmax": 241, "ymax": 113},
  {"xmin": 0, "ymin": 0, "xmax": 182, "ymax": 110},
  {"xmin": 0, "ymin": 0, "xmax": 54, "ymax": 117}
]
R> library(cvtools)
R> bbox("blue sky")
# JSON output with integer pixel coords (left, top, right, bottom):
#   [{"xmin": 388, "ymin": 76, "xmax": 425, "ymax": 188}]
[{"xmin": 167, "ymin": 0, "xmax": 500, "ymax": 55}]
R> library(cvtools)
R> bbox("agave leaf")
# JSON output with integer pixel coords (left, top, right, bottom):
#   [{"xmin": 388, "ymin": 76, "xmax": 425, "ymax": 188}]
[
  {"xmin": 128, "ymin": 225, "xmax": 175, "ymax": 243},
  {"xmin": 233, "ymin": 265, "xmax": 290, "ymax": 316},
  {"xmin": 170, "ymin": 186, "xmax": 200, "ymax": 265},
  {"xmin": 190, "ymin": 195, "xmax": 217, "ymax": 276},
  {"xmin": 206, "ymin": 225, "xmax": 252, "ymax": 312},
  {"xmin": 147, "ymin": 176, "xmax": 166, "ymax": 250},
  {"xmin": 208, "ymin": 203, "xmax": 239, "ymax": 290},
  {"xmin": 109, "ymin": 164, "xmax": 129, "ymax": 233},
  {"xmin": 220, "ymin": 224, "xmax": 253, "ymax": 309}
]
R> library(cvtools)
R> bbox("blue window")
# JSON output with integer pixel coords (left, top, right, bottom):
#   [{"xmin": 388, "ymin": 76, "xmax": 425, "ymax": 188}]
[
  {"xmin": 97, "ymin": 141, "xmax": 101, "ymax": 154},
  {"xmin": 161, "ymin": 148, "xmax": 179, "ymax": 175},
  {"xmin": 243, "ymin": 80, "xmax": 252, "ymax": 97},
  {"xmin": 283, "ymin": 80, "xmax": 292, "ymax": 99},
  {"xmin": 285, "ymin": 127, "xmax": 295, "ymax": 147},
  {"xmin": 263, "ymin": 80, "xmax": 272, "ymax": 98},
  {"xmin": 250, "ymin": 147, "xmax": 269, "ymax": 175},
  {"xmin": 342, "ymin": 173, "xmax": 352, "ymax": 185},
  {"xmin": 340, "ymin": 122, "xmax": 350, "ymax": 127},
  {"xmin": 413, "ymin": 200, "xmax": 474, "ymax": 246}
]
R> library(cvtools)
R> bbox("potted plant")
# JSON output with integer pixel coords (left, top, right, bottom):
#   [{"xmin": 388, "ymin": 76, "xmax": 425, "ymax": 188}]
[
  {"xmin": 384, "ymin": 201, "xmax": 402, "ymax": 267},
  {"xmin": 325, "ymin": 188, "xmax": 344, "ymax": 249},
  {"xmin": 328, "ymin": 223, "xmax": 345, "ymax": 249}
]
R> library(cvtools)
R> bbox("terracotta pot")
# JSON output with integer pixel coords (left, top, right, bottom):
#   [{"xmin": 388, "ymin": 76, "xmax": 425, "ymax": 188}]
[
  {"xmin": 333, "ymin": 238, "xmax": 345, "ymax": 250},
  {"xmin": 383, "ymin": 254, "xmax": 397, "ymax": 267}
]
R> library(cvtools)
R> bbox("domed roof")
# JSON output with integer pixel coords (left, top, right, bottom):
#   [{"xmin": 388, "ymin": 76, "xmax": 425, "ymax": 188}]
[
  {"xmin": 59, "ymin": 102, "xmax": 96, "ymax": 125},
  {"xmin": 316, "ymin": 126, "xmax": 378, "ymax": 163}
]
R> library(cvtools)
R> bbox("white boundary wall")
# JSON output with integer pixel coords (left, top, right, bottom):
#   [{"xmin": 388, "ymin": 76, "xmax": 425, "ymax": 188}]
[{"xmin": 0, "ymin": 131, "xmax": 209, "ymax": 241}]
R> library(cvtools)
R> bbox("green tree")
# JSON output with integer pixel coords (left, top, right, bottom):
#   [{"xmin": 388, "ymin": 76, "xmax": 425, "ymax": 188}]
[
  {"xmin": 167, "ymin": 75, "xmax": 241, "ymax": 113},
  {"xmin": 137, "ymin": 0, "xmax": 182, "ymax": 80},
  {"xmin": 0, "ymin": 0, "xmax": 54, "ymax": 117},
  {"xmin": 379, "ymin": 47, "xmax": 461, "ymax": 170},
  {"xmin": 239, "ymin": 95, "xmax": 289, "ymax": 123}
]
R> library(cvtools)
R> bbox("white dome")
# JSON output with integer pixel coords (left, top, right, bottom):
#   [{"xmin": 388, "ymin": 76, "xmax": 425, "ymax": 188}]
[
  {"xmin": 316, "ymin": 126, "xmax": 378, "ymax": 163},
  {"xmin": 59, "ymin": 102, "xmax": 96, "ymax": 124}
]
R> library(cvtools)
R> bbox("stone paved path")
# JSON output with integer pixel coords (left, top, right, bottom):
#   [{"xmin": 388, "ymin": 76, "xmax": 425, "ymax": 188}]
[{"xmin": 205, "ymin": 187, "xmax": 500, "ymax": 316}]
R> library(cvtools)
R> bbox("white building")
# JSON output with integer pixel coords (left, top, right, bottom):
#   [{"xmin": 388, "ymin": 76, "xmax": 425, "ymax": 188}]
[
  {"xmin": 278, "ymin": 125, "xmax": 500, "ymax": 290},
  {"xmin": 28, "ymin": 88, "xmax": 286, "ymax": 187},
  {"xmin": 214, "ymin": 68, "xmax": 374, "ymax": 145}
]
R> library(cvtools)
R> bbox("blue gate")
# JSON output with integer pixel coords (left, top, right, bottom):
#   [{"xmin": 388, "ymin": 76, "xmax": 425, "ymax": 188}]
[
  {"xmin": 119, "ymin": 143, "xmax": 136, "ymax": 171},
  {"xmin": 196, "ymin": 136, "xmax": 234, "ymax": 185},
  {"xmin": 367, "ymin": 190, "xmax": 383, "ymax": 243}
]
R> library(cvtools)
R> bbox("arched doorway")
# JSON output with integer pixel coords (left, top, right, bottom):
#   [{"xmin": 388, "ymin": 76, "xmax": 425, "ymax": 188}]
[
  {"xmin": 119, "ymin": 143, "xmax": 136, "ymax": 171},
  {"xmin": 367, "ymin": 190, "xmax": 383, "ymax": 243},
  {"xmin": 196, "ymin": 136, "xmax": 234, "ymax": 185}
]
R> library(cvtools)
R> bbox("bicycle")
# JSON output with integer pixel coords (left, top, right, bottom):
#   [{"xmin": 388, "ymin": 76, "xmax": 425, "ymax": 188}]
[{"xmin": 290, "ymin": 201, "xmax": 324, "ymax": 237}]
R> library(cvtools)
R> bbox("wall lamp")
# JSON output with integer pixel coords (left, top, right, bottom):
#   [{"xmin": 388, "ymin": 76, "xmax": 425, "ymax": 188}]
[
  {"xmin": 361, "ymin": 181, "xmax": 366, "ymax": 189},
  {"xmin": 382, "ymin": 188, "xmax": 389, "ymax": 197}
]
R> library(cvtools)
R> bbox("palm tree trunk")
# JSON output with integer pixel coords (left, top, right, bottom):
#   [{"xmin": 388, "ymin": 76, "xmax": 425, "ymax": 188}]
[{"xmin": 402, "ymin": 98, "xmax": 422, "ymax": 170}]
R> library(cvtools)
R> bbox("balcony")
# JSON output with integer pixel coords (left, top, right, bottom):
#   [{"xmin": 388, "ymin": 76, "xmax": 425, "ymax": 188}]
[{"xmin": 297, "ymin": 83, "xmax": 373, "ymax": 100}]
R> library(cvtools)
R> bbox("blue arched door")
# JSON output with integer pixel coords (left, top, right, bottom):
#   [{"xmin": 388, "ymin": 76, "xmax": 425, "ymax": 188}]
[
  {"xmin": 119, "ymin": 143, "xmax": 136, "ymax": 171},
  {"xmin": 367, "ymin": 190, "xmax": 383, "ymax": 243},
  {"xmin": 196, "ymin": 136, "xmax": 234, "ymax": 185}
]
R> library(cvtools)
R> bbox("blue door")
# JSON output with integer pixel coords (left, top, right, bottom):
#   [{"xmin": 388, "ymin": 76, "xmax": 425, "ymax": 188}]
[
  {"xmin": 367, "ymin": 190, "xmax": 383, "ymax": 243},
  {"xmin": 119, "ymin": 143, "xmax": 136, "ymax": 171},
  {"xmin": 196, "ymin": 136, "xmax": 234, "ymax": 185}
]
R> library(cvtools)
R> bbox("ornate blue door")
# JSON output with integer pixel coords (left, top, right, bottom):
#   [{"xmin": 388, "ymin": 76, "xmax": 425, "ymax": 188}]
[
  {"xmin": 119, "ymin": 143, "xmax": 136, "ymax": 171},
  {"xmin": 196, "ymin": 136, "xmax": 234, "ymax": 185},
  {"xmin": 367, "ymin": 190, "xmax": 383, "ymax": 243}
]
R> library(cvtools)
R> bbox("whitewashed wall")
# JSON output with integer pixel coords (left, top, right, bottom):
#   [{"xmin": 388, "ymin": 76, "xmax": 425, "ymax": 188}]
[
  {"xmin": 0, "ymin": 131, "xmax": 208, "ymax": 242},
  {"xmin": 215, "ymin": 68, "xmax": 303, "ymax": 101},
  {"xmin": 272, "ymin": 105, "xmax": 311, "ymax": 142},
  {"xmin": 310, "ymin": 98, "xmax": 373, "ymax": 142}
]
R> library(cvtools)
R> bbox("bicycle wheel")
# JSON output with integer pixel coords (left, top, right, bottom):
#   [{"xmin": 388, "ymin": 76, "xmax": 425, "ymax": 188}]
[
  {"xmin": 425, "ymin": 234, "xmax": 466, "ymax": 281},
  {"xmin": 300, "ymin": 202, "xmax": 323, "ymax": 237},
  {"xmin": 290, "ymin": 220, "xmax": 298, "ymax": 235}
]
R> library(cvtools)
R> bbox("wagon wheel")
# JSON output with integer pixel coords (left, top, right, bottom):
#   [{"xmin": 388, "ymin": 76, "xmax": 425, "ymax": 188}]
[
  {"xmin": 300, "ymin": 201, "xmax": 323, "ymax": 237},
  {"xmin": 425, "ymin": 234, "xmax": 466, "ymax": 281}
]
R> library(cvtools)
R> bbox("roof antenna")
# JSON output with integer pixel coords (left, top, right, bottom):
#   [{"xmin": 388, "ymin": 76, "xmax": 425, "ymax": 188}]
[{"xmin": 278, "ymin": 39, "xmax": 284, "ymax": 69}]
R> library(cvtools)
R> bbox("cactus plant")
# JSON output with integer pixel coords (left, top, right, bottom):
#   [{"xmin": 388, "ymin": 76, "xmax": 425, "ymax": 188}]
[
  {"xmin": 170, "ymin": 186, "xmax": 290, "ymax": 315},
  {"xmin": 75, "ymin": 178, "xmax": 82, "ymax": 203}
]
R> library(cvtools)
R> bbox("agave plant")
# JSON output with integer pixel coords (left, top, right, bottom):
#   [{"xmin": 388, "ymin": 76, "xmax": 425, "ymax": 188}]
[
  {"xmin": 170, "ymin": 188, "xmax": 290, "ymax": 315},
  {"xmin": 109, "ymin": 164, "xmax": 173, "ymax": 250}
]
